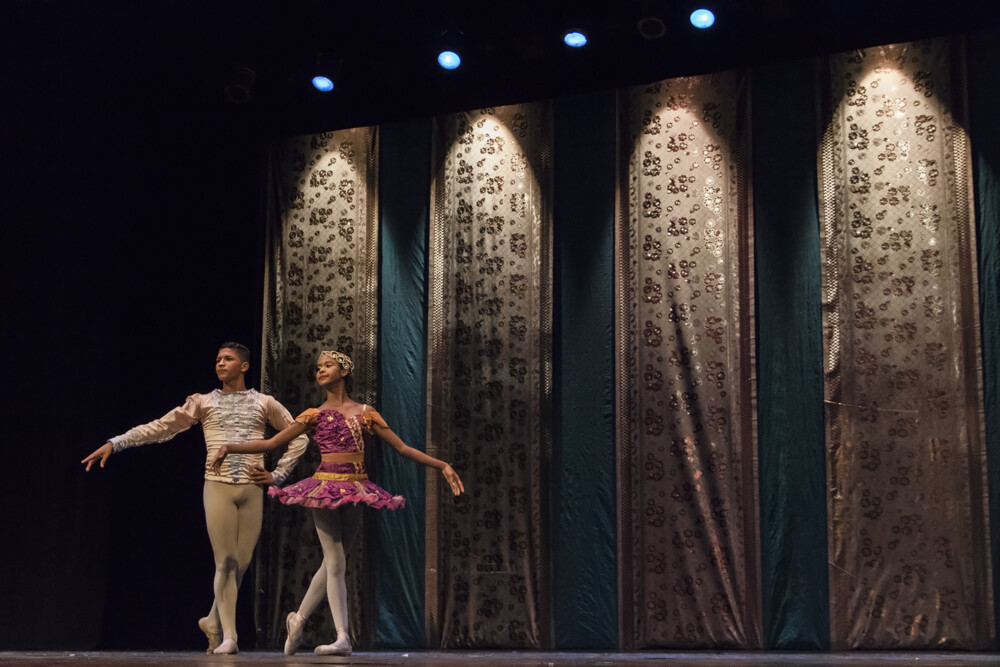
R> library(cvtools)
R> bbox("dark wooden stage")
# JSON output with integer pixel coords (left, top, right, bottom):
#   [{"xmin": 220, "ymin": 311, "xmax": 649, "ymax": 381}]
[{"xmin": 1, "ymin": 652, "xmax": 998, "ymax": 666}]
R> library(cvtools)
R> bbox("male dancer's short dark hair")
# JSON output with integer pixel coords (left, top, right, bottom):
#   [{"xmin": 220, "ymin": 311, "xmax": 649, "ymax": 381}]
[{"xmin": 219, "ymin": 341, "xmax": 251, "ymax": 363}]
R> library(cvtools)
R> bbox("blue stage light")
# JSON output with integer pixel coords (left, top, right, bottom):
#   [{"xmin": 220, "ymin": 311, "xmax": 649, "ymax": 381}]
[
  {"xmin": 563, "ymin": 31, "xmax": 587, "ymax": 47},
  {"xmin": 690, "ymin": 8, "xmax": 716, "ymax": 29},
  {"xmin": 438, "ymin": 50, "xmax": 461, "ymax": 70},
  {"xmin": 312, "ymin": 76, "xmax": 334, "ymax": 92}
]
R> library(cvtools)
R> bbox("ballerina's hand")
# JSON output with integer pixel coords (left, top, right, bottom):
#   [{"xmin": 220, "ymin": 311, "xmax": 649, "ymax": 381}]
[
  {"xmin": 442, "ymin": 464, "xmax": 464, "ymax": 496},
  {"xmin": 249, "ymin": 465, "xmax": 274, "ymax": 487},
  {"xmin": 211, "ymin": 445, "xmax": 230, "ymax": 475}
]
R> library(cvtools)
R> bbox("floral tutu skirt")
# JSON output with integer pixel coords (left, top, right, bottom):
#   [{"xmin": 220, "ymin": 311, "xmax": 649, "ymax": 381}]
[{"xmin": 269, "ymin": 475, "xmax": 405, "ymax": 510}]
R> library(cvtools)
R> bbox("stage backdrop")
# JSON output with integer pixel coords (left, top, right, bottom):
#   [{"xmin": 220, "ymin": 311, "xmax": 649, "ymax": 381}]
[
  {"xmin": 818, "ymin": 40, "xmax": 993, "ymax": 649},
  {"xmin": 616, "ymin": 71, "xmax": 760, "ymax": 649},
  {"xmin": 258, "ymin": 126, "xmax": 380, "ymax": 649},
  {"xmin": 253, "ymin": 35, "xmax": 998, "ymax": 652},
  {"xmin": 425, "ymin": 104, "xmax": 554, "ymax": 648}
]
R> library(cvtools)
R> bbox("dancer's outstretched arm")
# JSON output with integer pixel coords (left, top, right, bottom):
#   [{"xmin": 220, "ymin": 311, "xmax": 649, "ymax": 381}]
[
  {"xmin": 82, "ymin": 396, "xmax": 202, "ymax": 471},
  {"xmin": 368, "ymin": 418, "xmax": 464, "ymax": 496},
  {"xmin": 211, "ymin": 421, "xmax": 309, "ymax": 474}
]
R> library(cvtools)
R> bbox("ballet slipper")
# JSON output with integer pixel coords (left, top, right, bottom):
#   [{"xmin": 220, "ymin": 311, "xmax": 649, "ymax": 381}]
[
  {"xmin": 314, "ymin": 631, "xmax": 351, "ymax": 656},
  {"xmin": 197, "ymin": 616, "xmax": 221, "ymax": 654},
  {"xmin": 284, "ymin": 611, "xmax": 306, "ymax": 656},
  {"xmin": 213, "ymin": 638, "xmax": 239, "ymax": 655}
]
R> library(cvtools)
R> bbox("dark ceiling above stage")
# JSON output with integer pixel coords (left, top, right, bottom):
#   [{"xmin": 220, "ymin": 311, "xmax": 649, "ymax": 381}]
[{"xmin": 11, "ymin": 0, "xmax": 1000, "ymax": 138}]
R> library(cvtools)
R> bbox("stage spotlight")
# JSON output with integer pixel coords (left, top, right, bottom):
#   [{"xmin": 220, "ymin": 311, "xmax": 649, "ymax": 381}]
[
  {"xmin": 312, "ymin": 75, "xmax": 334, "ymax": 92},
  {"xmin": 438, "ymin": 50, "xmax": 461, "ymax": 70},
  {"xmin": 563, "ymin": 31, "xmax": 587, "ymax": 47},
  {"xmin": 436, "ymin": 28, "xmax": 466, "ymax": 71},
  {"xmin": 690, "ymin": 8, "xmax": 716, "ymax": 29},
  {"xmin": 309, "ymin": 53, "xmax": 341, "ymax": 93}
]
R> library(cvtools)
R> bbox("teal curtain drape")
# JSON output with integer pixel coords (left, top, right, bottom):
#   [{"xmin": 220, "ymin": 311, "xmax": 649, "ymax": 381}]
[
  {"xmin": 967, "ymin": 32, "xmax": 1000, "ymax": 645},
  {"xmin": 374, "ymin": 118, "xmax": 433, "ymax": 647},
  {"xmin": 552, "ymin": 92, "xmax": 618, "ymax": 649},
  {"xmin": 752, "ymin": 60, "xmax": 830, "ymax": 649}
]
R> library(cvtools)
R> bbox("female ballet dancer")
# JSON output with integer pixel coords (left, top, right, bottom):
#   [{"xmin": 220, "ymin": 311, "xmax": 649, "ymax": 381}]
[{"xmin": 211, "ymin": 349, "xmax": 463, "ymax": 655}]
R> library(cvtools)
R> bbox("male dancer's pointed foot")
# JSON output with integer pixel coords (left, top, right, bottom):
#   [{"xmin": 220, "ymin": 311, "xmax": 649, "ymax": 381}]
[
  {"xmin": 197, "ymin": 616, "xmax": 221, "ymax": 654},
  {"xmin": 284, "ymin": 611, "xmax": 305, "ymax": 656},
  {"xmin": 314, "ymin": 631, "xmax": 351, "ymax": 656},
  {"xmin": 213, "ymin": 638, "xmax": 239, "ymax": 655}
]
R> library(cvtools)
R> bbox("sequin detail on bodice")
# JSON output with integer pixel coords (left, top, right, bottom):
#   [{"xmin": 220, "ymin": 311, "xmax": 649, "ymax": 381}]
[
  {"xmin": 312, "ymin": 409, "xmax": 367, "ymax": 475},
  {"xmin": 213, "ymin": 389, "xmax": 261, "ymax": 443},
  {"xmin": 213, "ymin": 389, "xmax": 263, "ymax": 481}
]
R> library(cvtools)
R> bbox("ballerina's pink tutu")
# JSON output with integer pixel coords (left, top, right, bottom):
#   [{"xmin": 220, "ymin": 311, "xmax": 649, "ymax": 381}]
[{"xmin": 268, "ymin": 407, "xmax": 405, "ymax": 510}]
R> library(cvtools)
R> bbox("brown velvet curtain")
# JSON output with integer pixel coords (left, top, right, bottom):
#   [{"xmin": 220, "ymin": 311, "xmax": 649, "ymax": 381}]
[
  {"xmin": 258, "ymin": 127, "xmax": 380, "ymax": 648},
  {"xmin": 819, "ymin": 39, "xmax": 993, "ymax": 649},
  {"xmin": 426, "ymin": 104, "xmax": 553, "ymax": 648},
  {"xmin": 616, "ymin": 72, "xmax": 761, "ymax": 649}
]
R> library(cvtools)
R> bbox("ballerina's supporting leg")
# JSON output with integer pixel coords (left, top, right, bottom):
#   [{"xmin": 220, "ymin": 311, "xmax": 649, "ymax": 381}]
[
  {"xmin": 284, "ymin": 504, "xmax": 363, "ymax": 655},
  {"xmin": 307, "ymin": 504, "xmax": 362, "ymax": 655}
]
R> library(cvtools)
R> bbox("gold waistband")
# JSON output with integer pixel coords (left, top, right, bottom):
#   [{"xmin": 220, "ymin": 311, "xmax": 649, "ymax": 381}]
[
  {"xmin": 321, "ymin": 452, "xmax": 364, "ymax": 463},
  {"xmin": 313, "ymin": 472, "xmax": 368, "ymax": 482}
]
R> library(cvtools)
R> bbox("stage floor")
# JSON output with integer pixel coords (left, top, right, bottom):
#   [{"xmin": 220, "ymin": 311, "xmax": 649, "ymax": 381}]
[{"xmin": 1, "ymin": 652, "xmax": 999, "ymax": 666}]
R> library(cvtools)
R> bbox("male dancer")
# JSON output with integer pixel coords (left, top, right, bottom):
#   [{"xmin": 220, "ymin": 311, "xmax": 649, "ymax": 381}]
[{"xmin": 81, "ymin": 341, "xmax": 308, "ymax": 655}]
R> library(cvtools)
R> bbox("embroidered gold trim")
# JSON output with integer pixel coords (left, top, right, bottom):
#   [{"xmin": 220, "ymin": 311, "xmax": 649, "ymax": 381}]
[
  {"xmin": 321, "ymin": 452, "xmax": 364, "ymax": 464},
  {"xmin": 346, "ymin": 418, "xmax": 366, "ymax": 453},
  {"xmin": 313, "ymin": 472, "xmax": 368, "ymax": 482}
]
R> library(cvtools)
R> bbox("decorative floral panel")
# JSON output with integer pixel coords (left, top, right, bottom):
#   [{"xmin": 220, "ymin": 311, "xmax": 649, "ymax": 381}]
[
  {"xmin": 617, "ymin": 71, "xmax": 760, "ymax": 649},
  {"xmin": 426, "ymin": 104, "xmax": 553, "ymax": 648},
  {"xmin": 819, "ymin": 40, "xmax": 992, "ymax": 649}
]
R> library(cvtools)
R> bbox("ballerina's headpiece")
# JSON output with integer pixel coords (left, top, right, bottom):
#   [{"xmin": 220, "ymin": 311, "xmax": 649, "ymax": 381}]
[{"xmin": 319, "ymin": 350, "xmax": 354, "ymax": 376}]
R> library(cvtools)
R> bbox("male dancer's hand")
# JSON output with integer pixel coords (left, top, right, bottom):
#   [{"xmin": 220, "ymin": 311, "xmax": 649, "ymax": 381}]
[
  {"xmin": 249, "ymin": 465, "xmax": 274, "ymax": 487},
  {"xmin": 81, "ymin": 443, "xmax": 113, "ymax": 471}
]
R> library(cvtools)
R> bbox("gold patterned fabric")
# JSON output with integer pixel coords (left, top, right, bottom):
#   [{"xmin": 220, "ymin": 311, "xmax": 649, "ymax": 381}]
[
  {"xmin": 819, "ymin": 40, "xmax": 993, "ymax": 649},
  {"xmin": 427, "ymin": 104, "xmax": 553, "ymax": 648},
  {"xmin": 258, "ymin": 127, "xmax": 380, "ymax": 648},
  {"xmin": 616, "ymin": 71, "xmax": 760, "ymax": 649}
]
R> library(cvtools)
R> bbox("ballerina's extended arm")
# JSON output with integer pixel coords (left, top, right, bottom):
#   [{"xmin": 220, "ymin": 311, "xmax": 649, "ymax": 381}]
[
  {"xmin": 368, "ymin": 418, "xmax": 465, "ymax": 496},
  {"xmin": 211, "ymin": 421, "xmax": 309, "ymax": 475}
]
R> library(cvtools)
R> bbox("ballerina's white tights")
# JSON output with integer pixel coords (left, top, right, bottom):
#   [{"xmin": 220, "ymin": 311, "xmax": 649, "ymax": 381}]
[{"xmin": 292, "ymin": 505, "xmax": 362, "ymax": 652}]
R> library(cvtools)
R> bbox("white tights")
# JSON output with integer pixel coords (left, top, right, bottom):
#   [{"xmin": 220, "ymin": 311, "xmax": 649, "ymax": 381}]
[
  {"xmin": 295, "ymin": 506, "xmax": 362, "ymax": 639},
  {"xmin": 202, "ymin": 481, "xmax": 263, "ymax": 645}
]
